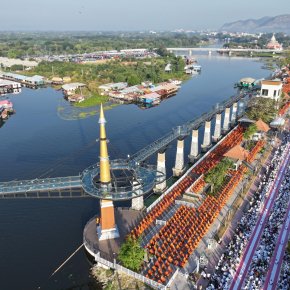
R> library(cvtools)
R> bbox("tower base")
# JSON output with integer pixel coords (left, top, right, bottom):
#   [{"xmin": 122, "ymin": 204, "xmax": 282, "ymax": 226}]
[{"xmin": 97, "ymin": 225, "xmax": 120, "ymax": 241}]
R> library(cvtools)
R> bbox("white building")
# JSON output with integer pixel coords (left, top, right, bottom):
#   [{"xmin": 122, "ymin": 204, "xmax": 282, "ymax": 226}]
[
  {"xmin": 259, "ymin": 80, "xmax": 282, "ymax": 101},
  {"xmin": 62, "ymin": 83, "xmax": 86, "ymax": 95}
]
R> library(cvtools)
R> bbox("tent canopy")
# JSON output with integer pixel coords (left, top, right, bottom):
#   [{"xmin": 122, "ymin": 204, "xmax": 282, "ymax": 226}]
[
  {"xmin": 255, "ymin": 119, "xmax": 270, "ymax": 132},
  {"xmin": 270, "ymin": 117, "xmax": 285, "ymax": 127},
  {"xmin": 240, "ymin": 77, "xmax": 256, "ymax": 84},
  {"xmin": 224, "ymin": 145, "xmax": 249, "ymax": 161}
]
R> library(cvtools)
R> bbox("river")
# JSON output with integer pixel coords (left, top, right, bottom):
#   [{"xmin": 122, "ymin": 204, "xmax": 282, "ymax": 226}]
[{"xmin": 0, "ymin": 54, "xmax": 269, "ymax": 290}]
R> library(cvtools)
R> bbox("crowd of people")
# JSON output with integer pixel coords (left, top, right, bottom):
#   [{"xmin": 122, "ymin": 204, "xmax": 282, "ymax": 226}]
[
  {"xmin": 206, "ymin": 131, "xmax": 290, "ymax": 290},
  {"xmin": 278, "ymin": 250, "xmax": 290, "ymax": 289},
  {"xmin": 244, "ymin": 164, "xmax": 290, "ymax": 289}
]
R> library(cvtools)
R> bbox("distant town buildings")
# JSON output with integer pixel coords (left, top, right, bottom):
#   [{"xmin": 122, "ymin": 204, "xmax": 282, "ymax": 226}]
[{"xmin": 36, "ymin": 49, "xmax": 158, "ymax": 63}]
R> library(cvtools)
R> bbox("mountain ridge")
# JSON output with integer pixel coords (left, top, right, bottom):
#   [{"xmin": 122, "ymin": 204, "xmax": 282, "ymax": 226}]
[{"xmin": 220, "ymin": 14, "xmax": 290, "ymax": 34}]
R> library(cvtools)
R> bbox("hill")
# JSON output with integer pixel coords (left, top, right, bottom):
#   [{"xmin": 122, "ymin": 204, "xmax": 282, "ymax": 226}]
[{"xmin": 220, "ymin": 14, "xmax": 290, "ymax": 34}]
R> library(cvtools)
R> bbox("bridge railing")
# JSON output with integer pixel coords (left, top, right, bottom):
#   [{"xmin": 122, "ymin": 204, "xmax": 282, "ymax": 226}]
[{"xmin": 0, "ymin": 175, "xmax": 82, "ymax": 194}]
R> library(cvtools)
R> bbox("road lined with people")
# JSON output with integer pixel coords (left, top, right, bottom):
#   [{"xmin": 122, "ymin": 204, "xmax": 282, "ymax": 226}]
[
  {"xmin": 230, "ymin": 144, "xmax": 290, "ymax": 290},
  {"xmin": 263, "ymin": 170, "xmax": 290, "ymax": 289},
  {"xmin": 206, "ymin": 131, "xmax": 290, "ymax": 290}
]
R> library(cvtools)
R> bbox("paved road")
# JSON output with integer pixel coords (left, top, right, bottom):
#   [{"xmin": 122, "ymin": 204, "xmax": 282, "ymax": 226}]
[
  {"xmin": 263, "ymin": 200, "xmax": 290, "ymax": 289},
  {"xmin": 229, "ymin": 145, "xmax": 290, "ymax": 290}
]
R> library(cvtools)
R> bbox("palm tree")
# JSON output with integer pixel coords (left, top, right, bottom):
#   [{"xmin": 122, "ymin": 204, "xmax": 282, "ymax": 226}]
[{"xmin": 243, "ymin": 124, "xmax": 257, "ymax": 149}]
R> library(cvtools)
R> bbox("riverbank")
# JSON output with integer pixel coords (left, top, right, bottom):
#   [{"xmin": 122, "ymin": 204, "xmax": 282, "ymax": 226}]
[
  {"xmin": 91, "ymin": 267, "xmax": 151, "ymax": 290},
  {"xmin": 6, "ymin": 54, "xmax": 189, "ymax": 108}
]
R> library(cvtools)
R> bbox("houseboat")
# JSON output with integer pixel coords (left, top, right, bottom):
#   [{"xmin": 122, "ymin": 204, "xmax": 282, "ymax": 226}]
[
  {"xmin": 67, "ymin": 94, "xmax": 85, "ymax": 103},
  {"xmin": 0, "ymin": 72, "xmax": 45, "ymax": 88},
  {"xmin": 184, "ymin": 64, "xmax": 201, "ymax": 74},
  {"xmin": 0, "ymin": 100, "xmax": 14, "ymax": 120},
  {"xmin": 62, "ymin": 83, "xmax": 86, "ymax": 96},
  {"xmin": 138, "ymin": 92, "xmax": 161, "ymax": 106}
]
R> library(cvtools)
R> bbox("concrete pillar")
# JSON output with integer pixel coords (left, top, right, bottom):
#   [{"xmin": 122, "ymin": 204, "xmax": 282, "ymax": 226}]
[
  {"xmin": 231, "ymin": 102, "xmax": 238, "ymax": 125},
  {"xmin": 213, "ymin": 113, "xmax": 222, "ymax": 142},
  {"xmin": 154, "ymin": 152, "xmax": 166, "ymax": 192},
  {"xmin": 201, "ymin": 121, "xmax": 212, "ymax": 151},
  {"xmin": 189, "ymin": 129, "xmax": 199, "ymax": 162},
  {"xmin": 189, "ymin": 49, "xmax": 192, "ymax": 56},
  {"xmin": 238, "ymin": 100, "xmax": 245, "ymax": 117},
  {"xmin": 98, "ymin": 199, "xmax": 120, "ymax": 240},
  {"xmin": 223, "ymin": 107, "xmax": 230, "ymax": 132},
  {"xmin": 172, "ymin": 139, "xmax": 185, "ymax": 177},
  {"xmin": 131, "ymin": 180, "xmax": 144, "ymax": 210}
]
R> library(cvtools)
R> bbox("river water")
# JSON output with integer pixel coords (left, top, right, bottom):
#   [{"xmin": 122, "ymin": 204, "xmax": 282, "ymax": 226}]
[{"xmin": 0, "ymin": 54, "xmax": 269, "ymax": 290}]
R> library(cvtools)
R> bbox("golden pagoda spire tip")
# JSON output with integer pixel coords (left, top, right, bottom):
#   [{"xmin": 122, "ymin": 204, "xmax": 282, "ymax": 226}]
[{"xmin": 99, "ymin": 103, "xmax": 106, "ymax": 124}]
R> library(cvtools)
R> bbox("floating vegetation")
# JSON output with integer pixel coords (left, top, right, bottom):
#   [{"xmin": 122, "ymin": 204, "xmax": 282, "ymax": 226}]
[{"xmin": 57, "ymin": 98, "xmax": 119, "ymax": 121}]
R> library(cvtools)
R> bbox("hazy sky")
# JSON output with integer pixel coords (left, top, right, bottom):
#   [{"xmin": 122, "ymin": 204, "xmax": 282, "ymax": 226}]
[{"xmin": 1, "ymin": 0, "xmax": 289, "ymax": 31}]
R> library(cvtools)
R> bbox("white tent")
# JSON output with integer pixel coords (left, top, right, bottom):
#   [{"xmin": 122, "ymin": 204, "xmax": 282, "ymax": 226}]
[{"xmin": 270, "ymin": 117, "xmax": 285, "ymax": 127}]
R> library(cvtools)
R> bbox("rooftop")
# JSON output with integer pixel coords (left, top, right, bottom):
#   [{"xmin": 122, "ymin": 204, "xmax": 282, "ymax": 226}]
[
  {"xmin": 223, "ymin": 145, "xmax": 249, "ymax": 161},
  {"xmin": 255, "ymin": 119, "xmax": 270, "ymax": 132},
  {"xmin": 140, "ymin": 92, "xmax": 160, "ymax": 100},
  {"xmin": 261, "ymin": 80, "xmax": 282, "ymax": 86},
  {"xmin": 2, "ymin": 72, "xmax": 27, "ymax": 81},
  {"xmin": 62, "ymin": 83, "xmax": 86, "ymax": 91}
]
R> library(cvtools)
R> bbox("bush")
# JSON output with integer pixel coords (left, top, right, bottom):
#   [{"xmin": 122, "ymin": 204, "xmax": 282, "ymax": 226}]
[
  {"xmin": 118, "ymin": 236, "xmax": 145, "ymax": 272},
  {"xmin": 204, "ymin": 158, "xmax": 234, "ymax": 195}
]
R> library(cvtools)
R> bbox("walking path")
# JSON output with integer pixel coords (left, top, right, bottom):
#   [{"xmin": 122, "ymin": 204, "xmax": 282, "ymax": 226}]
[{"xmin": 229, "ymin": 144, "xmax": 290, "ymax": 290}]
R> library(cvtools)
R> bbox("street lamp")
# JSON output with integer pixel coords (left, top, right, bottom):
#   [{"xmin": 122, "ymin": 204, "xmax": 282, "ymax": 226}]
[{"xmin": 113, "ymin": 252, "xmax": 116, "ymax": 269}]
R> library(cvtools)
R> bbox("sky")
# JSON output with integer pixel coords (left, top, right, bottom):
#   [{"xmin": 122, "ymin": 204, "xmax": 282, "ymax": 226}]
[{"xmin": 1, "ymin": 0, "xmax": 289, "ymax": 31}]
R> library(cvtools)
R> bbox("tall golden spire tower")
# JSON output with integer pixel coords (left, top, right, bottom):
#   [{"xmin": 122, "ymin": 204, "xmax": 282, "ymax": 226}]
[
  {"xmin": 99, "ymin": 103, "xmax": 111, "ymax": 185},
  {"xmin": 98, "ymin": 104, "xmax": 119, "ymax": 240}
]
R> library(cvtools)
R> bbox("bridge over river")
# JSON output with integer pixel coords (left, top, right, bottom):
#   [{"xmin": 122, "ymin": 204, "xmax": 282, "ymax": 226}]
[
  {"xmin": 167, "ymin": 47, "xmax": 283, "ymax": 54},
  {"xmin": 0, "ymin": 90, "xmax": 249, "ymax": 198}
]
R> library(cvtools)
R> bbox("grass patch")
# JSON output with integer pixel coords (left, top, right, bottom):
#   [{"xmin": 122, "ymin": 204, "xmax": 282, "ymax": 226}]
[{"xmin": 74, "ymin": 94, "xmax": 109, "ymax": 108}]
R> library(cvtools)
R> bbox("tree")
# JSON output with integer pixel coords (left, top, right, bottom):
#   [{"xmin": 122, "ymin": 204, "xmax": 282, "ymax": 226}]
[
  {"xmin": 243, "ymin": 124, "xmax": 257, "ymax": 141},
  {"xmin": 156, "ymin": 46, "xmax": 171, "ymax": 57},
  {"xmin": 204, "ymin": 158, "xmax": 234, "ymax": 195},
  {"xmin": 243, "ymin": 124, "xmax": 257, "ymax": 150},
  {"xmin": 127, "ymin": 74, "xmax": 141, "ymax": 86},
  {"xmin": 118, "ymin": 236, "xmax": 145, "ymax": 272},
  {"xmin": 246, "ymin": 98, "xmax": 277, "ymax": 123}
]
